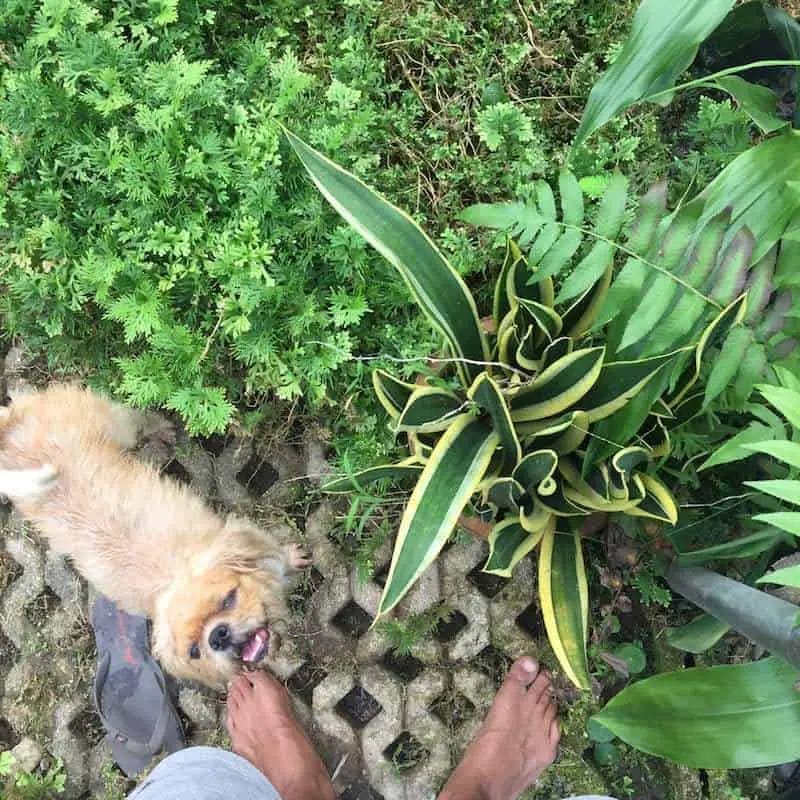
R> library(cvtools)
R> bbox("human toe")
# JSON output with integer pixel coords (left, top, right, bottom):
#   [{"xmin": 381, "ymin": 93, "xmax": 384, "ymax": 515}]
[
  {"xmin": 495, "ymin": 656, "xmax": 539, "ymax": 702},
  {"xmin": 542, "ymin": 698, "xmax": 557, "ymax": 730},
  {"xmin": 527, "ymin": 670, "xmax": 552, "ymax": 706}
]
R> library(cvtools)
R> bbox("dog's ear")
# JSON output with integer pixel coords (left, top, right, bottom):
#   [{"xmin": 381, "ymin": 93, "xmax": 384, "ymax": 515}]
[{"xmin": 190, "ymin": 516, "xmax": 278, "ymax": 575}]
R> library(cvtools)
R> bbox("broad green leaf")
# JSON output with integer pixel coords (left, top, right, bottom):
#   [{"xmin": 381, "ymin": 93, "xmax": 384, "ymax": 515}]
[
  {"xmin": 677, "ymin": 529, "xmax": 786, "ymax": 565},
  {"xmin": 593, "ymin": 182, "xmax": 668, "ymax": 330},
  {"xmin": 469, "ymin": 373, "xmax": 522, "ymax": 471},
  {"xmin": 625, "ymin": 180, "xmax": 668, "ymax": 255},
  {"xmin": 509, "ymin": 347, "xmax": 605, "ymax": 422},
  {"xmin": 617, "ymin": 213, "xmax": 699, "ymax": 352},
  {"xmin": 556, "ymin": 241, "xmax": 614, "ymax": 305},
  {"xmin": 611, "ymin": 643, "xmax": 646, "ymax": 675},
  {"xmin": 743, "ymin": 440, "xmax": 800, "ymax": 470},
  {"xmin": 757, "ymin": 564, "xmax": 800, "ymax": 588},
  {"xmin": 459, "ymin": 202, "xmax": 528, "ymax": 230},
  {"xmin": 775, "ymin": 365, "xmax": 800, "ymax": 393},
  {"xmin": 743, "ymin": 247, "xmax": 777, "ymax": 325},
  {"xmin": 733, "ymin": 342, "xmax": 767, "ymax": 405},
  {"xmin": 709, "ymin": 228, "xmax": 755, "ymax": 306},
  {"xmin": 698, "ymin": 423, "xmax": 775, "ymax": 470},
  {"xmin": 483, "ymin": 517, "xmax": 545, "ymax": 577},
  {"xmin": 757, "ymin": 384, "xmax": 800, "ymax": 428},
  {"xmin": 587, "ymin": 717, "xmax": 616, "ymax": 743},
  {"xmin": 378, "ymin": 417, "xmax": 500, "ymax": 616},
  {"xmin": 286, "ymin": 130, "xmax": 488, "ymax": 384},
  {"xmin": 665, "ymin": 613, "xmax": 730, "ymax": 654},
  {"xmin": 559, "ymin": 170, "xmax": 584, "ymax": 227},
  {"xmin": 574, "ymin": 0, "xmax": 736, "ymax": 148},
  {"xmin": 593, "ymin": 255, "xmax": 647, "ymax": 332},
  {"xmin": 753, "ymin": 512, "xmax": 800, "ymax": 536},
  {"xmin": 703, "ymin": 326, "xmax": 752, "ymax": 408},
  {"xmin": 765, "ymin": 3, "xmax": 800, "ymax": 59},
  {"xmin": 535, "ymin": 228, "xmax": 583, "ymax": 283},
  {"xmin": 373, "ymin": 369, "xmax": 416, "ymax": 419},
  {"xmin": 592, "ymin": 657, "xmax": 800, "ymax": 768},
  {"xmin": 595, "ymin": 172, "xmax": 629, "ymax": 239},
  {"xmin": 712, "ymin": 75, "xmax": 785, "ymax": 133},
  {"xmin": 539, "ymin": 525, "xmax": 591, "ymax": 689},
  {"xmin": 560, "ymin": 265, "xmax": 613, "ymax": 339},
  {"xmin": 671, "ymin": 293, "xmax": 747, "ymax": 406},
  {"xmin": 682, "ymin": 129, "xmax": 800, "ymax": 262},
  {"xmin": 396, "ymin": 386, "xmax": 464, "ymax": 433},
  {"xmin": 745, "ymin": 479, "xmax": 800, "ymax": 507},
  {"xmin": 582, "ymin": 351, "xmax": 678, "ymax": 423},
  {"xmin": 322, "ymin": 460, "xmax": 424, "ymax": 494}
]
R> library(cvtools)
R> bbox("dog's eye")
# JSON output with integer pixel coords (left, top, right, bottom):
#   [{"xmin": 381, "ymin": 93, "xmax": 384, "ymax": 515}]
[
  {"xmin": 189, "ymin": 643, "xmax": 200, "ymax": 660},
  {"xmin": 221, "ymin": 588, "xmax": 237, "ymax": 611}
]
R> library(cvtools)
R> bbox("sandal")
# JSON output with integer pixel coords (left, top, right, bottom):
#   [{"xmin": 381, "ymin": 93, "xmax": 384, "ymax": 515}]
[{"xmin": 91, "ymin": 595, "xmax": 185, "ymax": 776}]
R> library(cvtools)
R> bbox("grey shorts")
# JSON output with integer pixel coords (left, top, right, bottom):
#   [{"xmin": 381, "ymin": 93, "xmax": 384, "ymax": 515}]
[{"xmin": 127, "ymin": 746, "xmax": 617, "ymax": 800}]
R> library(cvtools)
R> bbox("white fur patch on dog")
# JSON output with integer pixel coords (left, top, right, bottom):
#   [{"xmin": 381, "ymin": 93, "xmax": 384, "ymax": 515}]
[{"xmin": 0, "ymin": 464, "xmax": 58, "ymax": 500}]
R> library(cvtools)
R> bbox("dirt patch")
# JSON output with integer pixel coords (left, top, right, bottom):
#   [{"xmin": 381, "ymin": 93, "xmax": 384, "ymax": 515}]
[{"xmin": 0, "ymin": 550, "xmax": 22, "ymax": 591}]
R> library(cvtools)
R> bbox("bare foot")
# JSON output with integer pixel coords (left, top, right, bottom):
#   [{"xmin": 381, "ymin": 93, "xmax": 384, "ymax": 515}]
[
  {"xmin": 439, "ymin": 657, "xmax": 560, "ymax": 800},
  {"xmin": 226, "ymin": 670, "xmax": 335, "ymax": 800}
]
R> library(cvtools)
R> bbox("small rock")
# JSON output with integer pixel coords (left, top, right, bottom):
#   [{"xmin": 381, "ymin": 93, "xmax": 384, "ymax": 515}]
[{"xmin": 10, "ymin": 737, "xmax": 44, "ymax": 773}]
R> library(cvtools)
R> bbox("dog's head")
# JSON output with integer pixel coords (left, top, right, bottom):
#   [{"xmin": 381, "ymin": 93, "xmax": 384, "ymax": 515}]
[{"xmin": 151, "ymin": 516, "xmax": 288, "ymax": 689}]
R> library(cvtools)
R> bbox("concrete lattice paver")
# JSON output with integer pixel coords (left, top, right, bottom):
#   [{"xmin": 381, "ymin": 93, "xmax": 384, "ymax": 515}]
[{"xmin": 0, "ymin": 356, "xmax": 556, "ymax": 799}]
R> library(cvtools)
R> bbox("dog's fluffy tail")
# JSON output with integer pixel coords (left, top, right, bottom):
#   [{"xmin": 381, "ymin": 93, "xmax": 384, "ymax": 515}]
[{"xmin": 0, "ymin": 464, "xmax": 58, "ymax": 500}]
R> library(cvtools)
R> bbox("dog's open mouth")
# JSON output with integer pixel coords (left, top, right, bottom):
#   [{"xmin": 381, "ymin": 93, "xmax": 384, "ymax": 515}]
[{"xmin": 238, "ymin": 627, "xmax": 270, "ymax": 664}]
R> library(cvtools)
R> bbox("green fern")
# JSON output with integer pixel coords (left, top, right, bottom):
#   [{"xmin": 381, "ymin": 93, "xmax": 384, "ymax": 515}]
[{"xmin": 462, "ymin": 173, "xmax": 798, "ymax": 411}]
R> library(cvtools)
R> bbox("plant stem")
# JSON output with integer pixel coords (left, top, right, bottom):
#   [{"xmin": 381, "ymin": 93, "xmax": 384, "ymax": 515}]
[
  {"xmin": 666, "ymin": 562, "xmax": 800, "ymax": 670},
  {"xmin": 647, "ymin": 60, "xmax": 800, "ymax": 103}
]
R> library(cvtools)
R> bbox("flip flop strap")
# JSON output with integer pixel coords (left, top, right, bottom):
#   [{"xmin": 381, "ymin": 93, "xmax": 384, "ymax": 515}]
[{"xmin": 93, "ymin": 652, "xmax": 174, "ymax": 756}]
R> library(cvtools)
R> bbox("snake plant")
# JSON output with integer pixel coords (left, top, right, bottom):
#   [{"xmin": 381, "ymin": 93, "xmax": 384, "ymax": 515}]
[{"xmin": 287, "ymin": 130, "xmax": 756, "ymax": 689}]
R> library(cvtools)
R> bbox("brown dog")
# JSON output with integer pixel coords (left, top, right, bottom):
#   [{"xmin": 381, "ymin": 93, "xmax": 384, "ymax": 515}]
[{"xmin": 0, "ymin": 384, "xmax": 309, "ymax": 689}]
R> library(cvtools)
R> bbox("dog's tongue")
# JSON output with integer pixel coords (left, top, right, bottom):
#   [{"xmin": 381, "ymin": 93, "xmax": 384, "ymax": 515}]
[{"xmin": 241, "ymin": 628, "xmax": 269, "ymax": 663}]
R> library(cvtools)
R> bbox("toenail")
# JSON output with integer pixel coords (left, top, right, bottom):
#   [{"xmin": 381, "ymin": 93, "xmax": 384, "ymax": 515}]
[{"xmin": 520, "ymin": 657, "xmax": 538, "ymax": 673}]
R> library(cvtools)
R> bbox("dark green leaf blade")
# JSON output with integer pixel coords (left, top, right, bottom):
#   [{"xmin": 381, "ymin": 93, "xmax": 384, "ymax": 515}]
[{"xmin": 592, "ymin": 657, "xmax": 800, "ymax": 768}]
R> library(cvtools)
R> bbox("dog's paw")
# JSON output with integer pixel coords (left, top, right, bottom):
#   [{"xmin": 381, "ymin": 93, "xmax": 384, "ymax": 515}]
[{"xmin": 284, "ymin": 543, "xmax": 312, "ymax": 571}]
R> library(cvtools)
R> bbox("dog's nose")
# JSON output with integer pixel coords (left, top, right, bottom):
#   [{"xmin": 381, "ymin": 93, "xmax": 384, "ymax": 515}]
[{"xmin": 209, "ymin": 623, "xmax": 232, "ymax": 651}]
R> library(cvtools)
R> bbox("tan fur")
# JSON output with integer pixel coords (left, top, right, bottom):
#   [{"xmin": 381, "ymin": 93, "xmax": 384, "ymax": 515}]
[{"xmin": 0, "ymin": 384, "xmax": 303, "ymax": 689}]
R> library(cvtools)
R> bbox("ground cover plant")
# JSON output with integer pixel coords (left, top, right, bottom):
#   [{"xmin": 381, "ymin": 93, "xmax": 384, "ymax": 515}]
[
  {"xmin": 2, "ymin": 0, "xmax": 800, "ymax": 797},
  {"xmin": 0, "ymin": 0, "xmax": 663, "ymax": 446}
]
